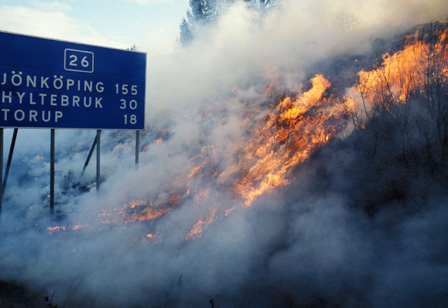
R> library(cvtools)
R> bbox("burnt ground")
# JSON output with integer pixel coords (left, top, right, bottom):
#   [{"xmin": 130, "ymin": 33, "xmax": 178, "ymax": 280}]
[{"xmin": 0, "ymin": 280, "xmax": 46, "ymax": 308}]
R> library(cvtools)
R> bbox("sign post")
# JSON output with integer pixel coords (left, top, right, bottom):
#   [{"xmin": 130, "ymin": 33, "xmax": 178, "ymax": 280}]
[
  {"xmin": 0, "ymin": 128, "xmax": 2, "ymax": 218},
  {"xmin": 2, "ymin": 129, "xmax": 18, "ymax": 194},
  {"xmin": 96, "ymin": 130, "xmax": 101, "ymax": 192},
  {"xmin": 0, "ymin": 31, "xmax": 146, "ymax": 213},
  {"xmin": 50, "ymin": 129, "xmax": 55, "ymax": 215},
  {"xmin": 135, "ymin": 131, "xmax": 140, "ymax": 170}
]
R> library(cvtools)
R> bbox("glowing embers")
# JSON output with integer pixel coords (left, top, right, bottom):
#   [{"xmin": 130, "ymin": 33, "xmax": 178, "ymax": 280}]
[
  {"xmin": 46, "ymin": 225, "xmax": 66, "ymax": 234},
  {"xmin": 185, "ymin": 208, "xmax": 217, "ymax": 240},
  {"xmin": 123, "ymin": 200, "xmax": 171, "ymax": 224},
  {"xmin": 46, "ymin": 224, "xmax": 86, "ymax": 234},
  {"xmin": 99, "ymin": 199, "xmax": 179, "ymax": 225}
]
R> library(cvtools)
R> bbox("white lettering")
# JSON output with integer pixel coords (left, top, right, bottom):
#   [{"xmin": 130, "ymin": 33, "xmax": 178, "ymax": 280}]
[
  {"xmin": 14, "ymin": 109, "xmax": 25, "ymax": 121},
  {"xmin": 0, "ymin": 91, "xmax": 104, "ymax": 110},
  {"xmin": 55, "ymin": 111, "xmax": 63, "ymax": 122},
  {"xmin": 1, "ymin": 109, "xmax": 65, "ymax": 123},
  {"xmin": 2, "ymin": 91, "xmax": 12, "ymax": 103},
  {"xmin": 50, "ymin": 94, "xmax": 58, "ymax": 106},
  {"xmin": 29, "ymin": 110, "xmax": 38, "ymax": 122},
  {"xmin": 42, "ymin": 110, "xmax": 51, "ymax": 122},
  {"xmin": 61, "ymin": 95, "xmax": 69, "ymax": 106},
  {"xmin": 40, "ymin": 77, "xmax": 49, "ymax": 89},
  {"xmin": 95, "ymin": 97, "xmax": 103, "ymax": 109},
  {"xmin": 27, "ymin": 76, "xmax": 37, "ymax": 88},
  {"xmin": 39, "ymin": 93, "xmax": 47, "ymax": 105},
  {"xmin": 96, "ymin": 82, "xmax": 104, "ymax": 93},
  {"xmin": 53, "ymin": 76, "xmax": 63, "ymax": 90},
  {"xmin": 73, "ymin": 96, "xmax": 80, "ymax": 107},
  {"xmin": 83, "ymin": 97, "xmax": 92, "ymax": 108},
  {"xmin": 29, "ymin": 93, "xmax": 36, "ymax": 105},
  {"xmin": 11, "ymin": 71, "xmax": 23, "ymax": 86},
  {"xmin": 17, "ymin": 92, "xmax": 25, "ymax": 104},
  {"xmin": 67, "ymin": 79, "xmax": 75, "ymax": 90},
  {"xmin": 2, "ymin": 109, "xmax": 10, "ymax": 120},
  {"xmin": 84, "ymin": 81, "xmax": 92, "ymax": 92}
]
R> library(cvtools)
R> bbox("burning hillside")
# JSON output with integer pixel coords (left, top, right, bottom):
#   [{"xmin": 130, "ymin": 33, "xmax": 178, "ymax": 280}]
[
  {"xmin": 0, "ymin": 1, "xmax": 447, "ymax": 307},
  {"xmin": 95, "ymin": 25, "xmax": 446, "ymax": 242}
]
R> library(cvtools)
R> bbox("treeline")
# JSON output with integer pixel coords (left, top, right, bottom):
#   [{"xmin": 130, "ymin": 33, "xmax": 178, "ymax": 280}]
[{"xmin": 179, "ymin": 0, "xmax": 273, "ymax": 44}]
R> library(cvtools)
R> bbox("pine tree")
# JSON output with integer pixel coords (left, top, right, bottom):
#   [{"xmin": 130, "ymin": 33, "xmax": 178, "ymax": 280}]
[
  {"xmin": 179, "ymin": 0, "xmax": 220, "ymax": 45},
  {"xmin": 179, "ymin": 0, "xmax": 274, "ymax": 45}
]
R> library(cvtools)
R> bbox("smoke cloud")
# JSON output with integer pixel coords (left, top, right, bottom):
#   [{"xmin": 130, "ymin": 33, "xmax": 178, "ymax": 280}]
[{"xmin": 0, "ymin": 0, "xmax": 447, "ymax": 307}]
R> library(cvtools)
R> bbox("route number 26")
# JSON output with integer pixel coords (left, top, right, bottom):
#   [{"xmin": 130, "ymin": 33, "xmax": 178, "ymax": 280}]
[{"xmin": 64, "ymin": 49, "xmax": 94, "ymax": 73}]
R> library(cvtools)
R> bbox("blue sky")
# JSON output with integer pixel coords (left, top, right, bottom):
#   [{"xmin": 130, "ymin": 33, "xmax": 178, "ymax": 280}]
[{"xmin": 0, "ymin": 0, "xmax": 189, "ymax": 53}]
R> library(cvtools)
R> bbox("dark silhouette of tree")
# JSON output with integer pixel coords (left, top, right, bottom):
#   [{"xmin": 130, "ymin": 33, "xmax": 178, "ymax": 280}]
[{"xmin": 179, "ymin": 0, "xmax": 274, "ymax": 45}]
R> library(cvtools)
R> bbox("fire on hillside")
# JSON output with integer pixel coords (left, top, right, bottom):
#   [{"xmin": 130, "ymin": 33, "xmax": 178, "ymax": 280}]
[{"xmin": 48, "ymin": 27, "xmax": 447, "ymax": 241}]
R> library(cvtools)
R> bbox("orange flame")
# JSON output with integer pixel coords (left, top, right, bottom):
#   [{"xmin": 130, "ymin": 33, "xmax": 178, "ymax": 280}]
[
  {"xmin": 186, "ymin": 208, "xmax": 217, "ymax": 240},
  {"xmin": 355, "ymin": 29, "xmax": 447, "ymax": 107},
  {"xmin": 47, "ymin": 226, "xmax": 66, "ymax": 233},
  {"xmin": 97, "ymin": 199, "xmax": 178, "ymax": 225},
  {"xmin": 88, "ymin": 27, "xmax": 446, "ymax": 242},
  {"xmin": 230, "ymin": 74, "xmax": 353, "ymax": 205}
]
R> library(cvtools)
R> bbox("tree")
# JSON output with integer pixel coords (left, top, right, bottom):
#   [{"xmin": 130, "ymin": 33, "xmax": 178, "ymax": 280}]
[
  {"xmin": 245, "ymin": 0, "xmax": 271, "ymax": 8},
  {"xmin": 179, "ymin": 0, "xmax": 220, "ymax": 45},
  {"xmin": 179, "ymin": 0, "xmax": 275, "ymax": 45}
]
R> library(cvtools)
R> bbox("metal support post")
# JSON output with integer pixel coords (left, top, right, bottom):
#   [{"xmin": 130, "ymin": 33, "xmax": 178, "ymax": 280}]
[
  {"xmin": 0, "ymin": 128, "xmax": 3, "ymax": 218},
  {"xmin": 96, "ymin": 130, "xmax": 101, "ymax": 191},
  {"xmin": 2, "ymin": 128, "xmax": 18, "ymax": 194},
  {"xmin": 81, "ymin": 135, "xmax": 98, "ymax": 177},
  {"xmin": 135, "ymin": 130, "xmax": 140, "ymax": 170},
  {"xmin": 50, "ymin": 129, "xmax": 55, "ymax": 215}
]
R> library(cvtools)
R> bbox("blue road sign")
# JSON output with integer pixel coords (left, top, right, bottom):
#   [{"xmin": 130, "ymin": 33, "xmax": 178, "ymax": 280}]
[{"xmin": 0, "ymin": 31, "xmax": 146, "ymax": 130}]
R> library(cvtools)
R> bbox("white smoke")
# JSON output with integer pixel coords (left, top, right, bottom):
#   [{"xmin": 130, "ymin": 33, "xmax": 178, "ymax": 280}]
[{"xmin": 0, "ymin": 0, "xmax": 447, "ymax": 307}]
